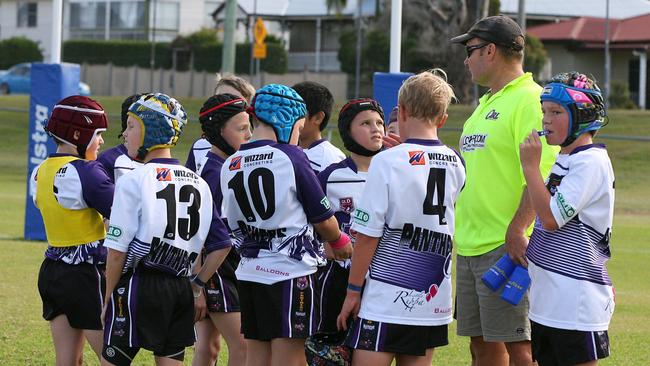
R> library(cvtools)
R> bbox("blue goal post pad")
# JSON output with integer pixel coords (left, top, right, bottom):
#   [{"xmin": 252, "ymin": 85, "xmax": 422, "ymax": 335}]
[
  {"xmin": 24, "ymin": 63, "xmax": 81, "ymax": 241},
  {"xmin": 373, "ymin": 72, "xmax": 413, "ymax": 119}
]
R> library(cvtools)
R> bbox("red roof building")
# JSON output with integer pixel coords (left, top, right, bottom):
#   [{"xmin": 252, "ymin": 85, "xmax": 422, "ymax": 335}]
[{"xmin": 528, "ymin": 14, "xmax": 650, "ymax": 108}]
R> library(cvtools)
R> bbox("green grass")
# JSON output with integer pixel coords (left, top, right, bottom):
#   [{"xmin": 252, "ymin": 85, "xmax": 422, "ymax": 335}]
[{"xmin": 0, "ymin": 96, "xmax": 649, "ymax": 364}]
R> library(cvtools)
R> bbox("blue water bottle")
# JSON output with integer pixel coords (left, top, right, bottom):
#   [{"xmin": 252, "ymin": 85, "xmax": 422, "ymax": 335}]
[
  {"xmin": 500, "ymin": 266, "xmax": 531, "ymax": 306},
  {"xmin": 481, "ymin": 253, "xmax": 517, "ymax": 291}
]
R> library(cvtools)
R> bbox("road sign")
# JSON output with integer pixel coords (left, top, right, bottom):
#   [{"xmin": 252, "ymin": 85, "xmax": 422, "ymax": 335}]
[
  {"xmin": 253, "ymin": 43, "xmax": 267, "ymax": 59},
  {"xmin": 254, "ymin": 17, "xmax": 267, "ymax": 44}
]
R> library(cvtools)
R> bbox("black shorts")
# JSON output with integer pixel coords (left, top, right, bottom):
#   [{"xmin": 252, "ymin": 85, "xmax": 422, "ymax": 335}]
[
  {"xmin": 346, "ymin": 317, "xmax": 449, "ymax": 356},
  {"xmin": 205, "ymin": 251, "xmax": 240, "ymax": 313},
  {"xmin": 38, "ymin": 258, "xmax": 105, "ymax": 330},
  {"xmin": 239, "ymin": 274, "xmax": 319, "ymax": 341},
  {"xmin": 103, "ymin": 267, "xmax": 195, "ymax": 355},
  {"xmin": 531, "ymin": 320, "xmax": 610, "ymax": 366},
  {"xmin": 316, "ymin": 261, "xmax": 349, "ymax": 333}
]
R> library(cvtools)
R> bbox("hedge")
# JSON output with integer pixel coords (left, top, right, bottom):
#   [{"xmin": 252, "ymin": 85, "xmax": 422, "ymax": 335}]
[
  {"xmin": 0, "ymin": 37, "xmax": 43, "ymax": 69},
  {"xmin": 62, "ymin": 40, "xmax": 287, "ymax": 74}
]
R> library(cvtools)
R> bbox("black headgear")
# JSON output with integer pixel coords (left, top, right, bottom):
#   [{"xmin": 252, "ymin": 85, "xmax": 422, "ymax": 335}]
[
  {"xmin": 338, "ymin": 98, "xmax": 385, "ymax": 156},
  {"xmin": 199, "ymin": 93, "xmax": 248, "ymax": 156}
]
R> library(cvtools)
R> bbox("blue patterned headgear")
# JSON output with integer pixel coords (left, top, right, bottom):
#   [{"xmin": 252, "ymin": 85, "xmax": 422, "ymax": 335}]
[
  {"xmin": 128, "ymin": 93, "xmax": 188, "ymax": 160},
  {"xmin": 541, "ymin": 72, "xmax": 607, "ymax": 147},
  {"xmin": 248, "ymin": 84, "xmax": 306, "ymax": 143}
]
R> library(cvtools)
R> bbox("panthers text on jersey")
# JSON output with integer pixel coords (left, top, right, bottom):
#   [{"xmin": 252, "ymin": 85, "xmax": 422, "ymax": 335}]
[
  {"xmin": 105, "ymin": 158, "xmax": 231, "ymax": 277},
  {"xmin": 351, "ymin": 139, "xmax": 466, "ymax": 326},
  {"xmin": 527, "ymin": 144, "xmax": 615, "ymax": 331},
  {"xmin": 221, "ymin": 140, "xmax": 334, "ymax": 284}
]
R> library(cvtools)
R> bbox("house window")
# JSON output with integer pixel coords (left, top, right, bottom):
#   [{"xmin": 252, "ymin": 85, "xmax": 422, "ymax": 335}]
[
  {"xmin": 110, "ymin": 2, "xmax": 146, "ymax": 29},
  {"xmin": 153, "ymin": 1, "xmax": 179, "ymax": 31},
  {"xmin": 70, "ymin": 2, "xmax": 106, "ymax": 30},
  {"xmin": 17, "ymin": 2, "xmax": 37, "ymax": 28}
]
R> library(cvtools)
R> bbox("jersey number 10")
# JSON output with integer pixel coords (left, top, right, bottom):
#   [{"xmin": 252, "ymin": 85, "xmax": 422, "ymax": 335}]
[{"xmin": 228, "ymin": 168, "xmax": 276, "ymax": 222}]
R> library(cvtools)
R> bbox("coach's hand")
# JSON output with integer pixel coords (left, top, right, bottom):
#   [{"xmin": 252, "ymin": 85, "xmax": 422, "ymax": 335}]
[
  {"xmin": 382, "ymin": 132, "xmax": 402, "ymax": 149},
  {"xmin": 337, "ymin": 290, "xmax": 361, "ymax": 331},
  {"xmin": 192, "ymin": 285, "xmax": 207, "ymax": 323},
  {"xmin": 505, "ymin": 225, "xmax": 529, "ymax": 267}
]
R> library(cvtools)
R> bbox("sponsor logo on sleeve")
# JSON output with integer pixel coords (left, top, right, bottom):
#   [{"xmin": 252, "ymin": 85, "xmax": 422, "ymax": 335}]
[
  {"xmin": 107, "ymin": 225, "xmax": 123, "ymax": 239},
  {"xmin": 556, "ymin": 192, "xmax": 576, "ymax": 219},
  {"xmin": 156, "ymin": 167, "xmax": 172, "ymax": 181},
  {"xmin": 353, "ymin": 208, "xmax": 370, "ymax": 225},
  {"xmin": 320, "ymin": 197, "xmax": 331, "ymax": 210},
  {"xmin": 229, "ymin": 156, "xmax": 242, "ymax": 171},
  {"xmin": 408, "ymin": 151, "xmax": 426, "ymax": 165},
  {"xmin": 339, "ymin": 197, "xmax": 354, "ymax": 213}
]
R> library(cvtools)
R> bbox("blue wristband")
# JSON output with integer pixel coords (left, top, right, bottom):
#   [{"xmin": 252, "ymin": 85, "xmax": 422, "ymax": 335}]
[
  {"xmin": 191, "ymin": 275, "xmax": 206, "ymax": 288},
  {"xmin": 347, "ymin": 283, "xmax": 363, "ymax": 292}
]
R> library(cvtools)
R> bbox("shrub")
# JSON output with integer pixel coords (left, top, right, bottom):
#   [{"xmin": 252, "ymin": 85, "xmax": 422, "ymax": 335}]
[{"xmin": 0, "ymin": 37, "xmax": 43, "ymax": 69}]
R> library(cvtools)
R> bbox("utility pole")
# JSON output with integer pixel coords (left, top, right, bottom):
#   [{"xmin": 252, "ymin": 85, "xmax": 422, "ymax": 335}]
[
  {"xmin": 604, "ymin": 0, "xmax": 611, "ymax": 109},
  {"xmin": 517, "ymin": 0, "xmax": 526, "ymax": 35},
  {"xmin": 354, "ymin": 0, "xmax": 363, "ymax": 97},
  {"xmin": 149, "ymin": 0, "xmax": 157, "ymax": 91},
  {"xmin": 51, "ymin": 0, "xmax": 62, "ymax": 63},
  {"xmin": 222, "ymin": 0, "xmax": 237, "ymax": 74},
  {"xmin": 389, "ymin": 0, "xmax": 402, "ymax": 73}
]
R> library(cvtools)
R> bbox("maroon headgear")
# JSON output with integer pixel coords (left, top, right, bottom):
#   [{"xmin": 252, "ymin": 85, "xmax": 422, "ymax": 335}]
[{"xmin": 46, "ymin": 95, "xmax": 108, "ymax": 157}]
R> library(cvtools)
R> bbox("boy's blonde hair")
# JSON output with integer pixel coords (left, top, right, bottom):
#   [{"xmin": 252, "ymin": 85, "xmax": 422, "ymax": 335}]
[
  {"xmin": 214, "ymin": 74, "xmax": 256, "ymax": 103},
  {"xmin": 398, "ymin": 69, "xmax": 455, "ymax": 125}
]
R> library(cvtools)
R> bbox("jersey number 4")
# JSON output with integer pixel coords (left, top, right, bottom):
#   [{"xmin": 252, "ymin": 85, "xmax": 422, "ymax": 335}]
[
  {"xmin": 228, "ymin": 168, "xmax": 275, "ymax": 222},
  {"xmin": 156, "ymin": 184, "xmax": 201, "ymax": 240},
  {"xmin": 423, "ymin": 167, "xmax": 447, "ymax": 225}
]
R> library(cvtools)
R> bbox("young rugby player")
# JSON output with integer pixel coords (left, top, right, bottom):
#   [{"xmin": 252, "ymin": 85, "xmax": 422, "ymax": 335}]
[
  {"xmin": 97, "ymin": 94, "xmax": 143, "ymax": 182},
  {"xmin": 337, "ymin": 70, "xmax": 466, "ymax": 366},
  {"xmin": 292, "ymin": 81, "xmax": 345, "ymax": 173},
  {"xmin": 30, "ymin": 95, "xmax": 112, "ymax": 365},
  {"xmin": 101, "ymin": 93, "xmax": 232, "ymax": 366},
  {"xmin": 192, "ymin": 93, "xmax": 252, "ymax": 366},
  {"xmin": 186, "ymin": 75, "xmax": 256, "ymax": 173},
  {"xmin": 386, "ymin": 106, "xmax": 399, "ymax": 136},
  {"xmin": 316, "ymin": 98, "xmax": 385, "ymax": 334},
  {"xmin": 220, "ymin": 84, "xmax": 353, "ymax": 366},
  {"xmin": 520, "ymin": 72, "xmax": 615, "ymax": 366}
]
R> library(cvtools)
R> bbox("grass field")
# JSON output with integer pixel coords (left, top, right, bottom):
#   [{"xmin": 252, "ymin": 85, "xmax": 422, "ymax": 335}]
[{"xmin": 0, "ymin": 95, "xmax": 648, "ymax": 365}]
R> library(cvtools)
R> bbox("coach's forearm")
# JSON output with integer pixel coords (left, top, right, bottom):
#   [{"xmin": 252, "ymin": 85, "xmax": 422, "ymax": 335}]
[
  {"xmin": 104, "ymin": 248, "xmax": 127, "ymax": 304},
  {"xmin": 347, "ymin": 233, "xmax": 380, "ymax": 287},
  {"xmin": 508, "ymin": 187, "xmax": 537, "ymax": 234}
]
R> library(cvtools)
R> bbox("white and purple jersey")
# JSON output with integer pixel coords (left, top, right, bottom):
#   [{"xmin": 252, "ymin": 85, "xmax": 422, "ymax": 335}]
[
  {"xmin": 30, "ymin": 153, "xmax": 114, "ymax": 264},
  {"xmin": 97, "ymin": 144, "xmax": 141, "ymax": 183},
  {"xmin": 351, "ymin": 139, "xmax": 466, "ymax": 326},
  {"xmin": 305, "ymin": 139, "xmax": 346, "ymax": 173},
  {"xmin": 221, "ymin": 140, "xmax": 334, "ymax": 284},
  {"xmin": 527, "ymin": 144, "xmax": 615, "ymax": 331},
  {"xmin": 318, "ymin": 157, "xmax": 367, "ymax": 268},
  {"xmin": 186, "ymin": 138, "xmax": 212, "ymax": 173},
  {"xmin": 105, "ymin": 158, "xmax": 232, "ymax": 277}
]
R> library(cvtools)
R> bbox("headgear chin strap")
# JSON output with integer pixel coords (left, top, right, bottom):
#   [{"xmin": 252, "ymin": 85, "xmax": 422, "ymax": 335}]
[
  {"xmin": 338, "ymin": 98, "xmax": 385, "ymax": 156},
  {"xmin": 541, "ymin": 81, "xmax": 607, "ymax": 147}
]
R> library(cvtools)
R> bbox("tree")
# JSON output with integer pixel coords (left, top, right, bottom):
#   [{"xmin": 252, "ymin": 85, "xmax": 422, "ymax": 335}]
[
  {"xmin": 524, "ymin": 34, "xmax": 548, "ymax": 80},
  {"xmin": 0, "ymin": 37, "xmax": 43, "ymax": 69}
]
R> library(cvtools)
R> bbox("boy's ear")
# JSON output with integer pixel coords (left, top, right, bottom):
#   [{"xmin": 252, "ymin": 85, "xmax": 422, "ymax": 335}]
[
  {"xmin": 398, "ymin": 104, "xmax": 408, "ymax": 122},
  {"xmin": 437, "ymin": 113, "xmax": 448, "ymax": 129},
  {"xmin": 310, "ymin": 111, "xmax": 326, "ymax": 127}
]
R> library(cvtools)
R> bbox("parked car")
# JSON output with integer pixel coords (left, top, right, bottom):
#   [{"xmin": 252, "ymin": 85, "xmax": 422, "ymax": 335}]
[{"xmin": 0, "ymin": 63, "xmax": 91, "ymax": 96}]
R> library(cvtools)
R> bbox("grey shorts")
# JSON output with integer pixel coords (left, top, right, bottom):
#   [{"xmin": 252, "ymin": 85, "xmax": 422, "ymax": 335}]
[{"xmin": 455, "ymin": 245, "xmax": 531, "ymax": 342}]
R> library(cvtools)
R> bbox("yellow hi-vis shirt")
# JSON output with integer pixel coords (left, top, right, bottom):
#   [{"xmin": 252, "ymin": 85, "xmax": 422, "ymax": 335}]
[
  {"xmin": 35, "ymin": 156, "xmax": 106, "ymax": 247},
  {"xmin": 455, "ymin": 73, "xmax": 558, "ymax": 257}
]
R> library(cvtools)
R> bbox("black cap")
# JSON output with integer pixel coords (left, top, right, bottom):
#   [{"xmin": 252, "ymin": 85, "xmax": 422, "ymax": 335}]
[{"xmin": 450, "ymin": 15, "xmax": 524, "ymax": 51}]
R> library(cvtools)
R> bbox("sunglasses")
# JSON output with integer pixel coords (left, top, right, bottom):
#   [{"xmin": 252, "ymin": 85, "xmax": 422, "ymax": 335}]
[{"xmin": 465, "ymin": 42, "xmax": 490, "ymax": 58}]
